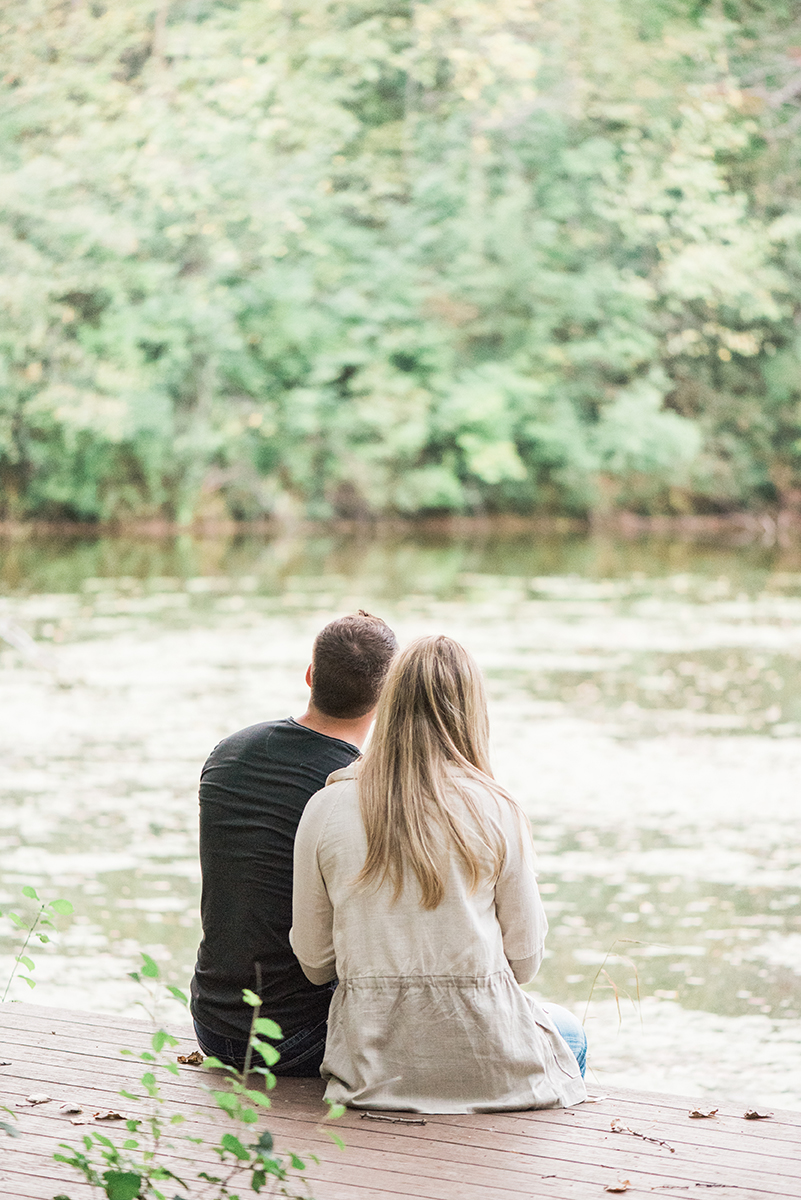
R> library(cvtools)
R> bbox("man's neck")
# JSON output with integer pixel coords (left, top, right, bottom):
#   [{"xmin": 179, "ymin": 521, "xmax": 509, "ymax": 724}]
[{"xmin": 294, "ymin": 704, "xmax": 373, "ymax": 751}]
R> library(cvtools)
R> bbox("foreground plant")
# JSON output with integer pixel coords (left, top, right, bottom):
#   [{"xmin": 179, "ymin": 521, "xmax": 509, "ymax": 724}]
[
  {"xmin": 53, "ymin": 957, "xmax": 325, "ymax": 1200},
  {"xmin": 0, "ymin": 885, "xmax": 74, "ymax": 1002}
]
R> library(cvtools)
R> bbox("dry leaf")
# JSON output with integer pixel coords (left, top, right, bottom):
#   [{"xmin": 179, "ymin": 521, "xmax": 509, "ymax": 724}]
[
  {"xmin": 585, "ymin": 1094, "xmax": 610, "ymax": 1104},
  {"xmin": 0, "ymin": 1059, "xmax": 11, "ymax": 1066},
  {"xmin": 688, "ymin": 1107, "xmax": 718, "ymax": 1119},
  {"xmin": 177, "ymin": 1050, "xmax": 204, "ymax": 1065},
  {"xmin": 18, "ymin": 1093, "xmax": 52, "ymax": 1106},
  {"xmin": 70, "ymin": 1117, "xmax": 93, "ymax": 1126},
  {"xmin": 605, "ymin": 1182, "xmax": 631, "ymax": 1194},
  {"xmin": 59, "ymin": 1102, "xmax": 83, "ymax": 1115},
  {"xmin": 743, "ymin": 1109, "xmax": 772, "ymax": 1120},
  {"xmin": 93, "ymin": 1109, "xmax": 126, "ymax": 1121}
]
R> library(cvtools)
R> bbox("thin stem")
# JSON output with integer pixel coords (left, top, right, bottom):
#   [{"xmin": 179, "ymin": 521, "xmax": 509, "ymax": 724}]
[
  {"xmin": 241, "ymin": 962, "xmax": 263, "ymax": 1080},
  {"xmin": 1, "ymin": 905, "xmax": 42, "ymax": 1003}
]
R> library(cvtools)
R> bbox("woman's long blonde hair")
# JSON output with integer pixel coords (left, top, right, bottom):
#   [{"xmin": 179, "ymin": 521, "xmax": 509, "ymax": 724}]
[{"xmin": 355, "ymin": 634, "xmax": 518, "ymax": 910}]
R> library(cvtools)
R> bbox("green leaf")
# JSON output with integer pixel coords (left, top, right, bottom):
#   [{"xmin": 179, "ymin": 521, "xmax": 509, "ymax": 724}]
[
  {"xmin": 254, "ymin": 1130, "xmax": 273, "ymax": 1153},
  {"xmin": 213, "ymin": 1091, "xmax": 239, "ymax": 1113},
  {"xmin": 241, "ymin": 988, "xmax": 261, "ymax": 1008},
  {"xmin": 220, "ymin": 1133, "xmax": 250, "ymax": 1161},
  {"xmin": 326, "ymin": 1102, "xmax": 346, "ymax": 1121},
  {"xmin": 166, "ymin": 985, "xmax": 188, "ymax": 1007},
  {"xmin": 1, "ymin": 1120, "xmax": 20, "ymax": 1138},
  {"xmin": 164, "ymin": 1061, "xmax": 179, "ymax": 1076},
  {"xmin": 327, "ymin": 1131, "xmax": 346, "ymax": 1150},
  {"xmin": 169, "ymin": 1113, "xmax": 185, "ymax": 1124},
  {"xmin": 122, "ymin": 1139, "xmax": 139, "ymax": 1150},
  {"xmin": 140, "ymin": 954, "xmax": 159, "ymax": 979},
  {"xmin": 139, "ymin": 1052, "xmax": 155, "ymax": 1062},
  {"xmin": 252, "ymin": 1017, "xmax": 282, "ymax": 1040},
  {"xmin": 151, "ymin": 1029, "xmax": 177, "ymax": 1053},
  {"xmin": 289, "ymin": 1153, "xmax": 306, "ymax": 1170},
  {"xmin": 119, "ymin": 1091, "xmax": 142, "ymax": 1102},
  {"xmin": 48, "ymin": 899, "xmax": 74, "ymax": 915},
  {"xmin": 21, "ymin": 886, "xmax": 39, "ymax": 900},
  {"xmin": 35, "ymin": 933, "xmax": 50, "ymax": 943},
  {"xmin": 102, "ymin": 1170, "xmax": 142, "ymax": 1200},
  {"xmin": 202, "ymin": 1056, "xmax": 235, "ymax": 1072},
  {"xmin": 20, "ymin": 976, "xmax": 36, "ymax": 989},
  {"xmin": 8, "ymin": 912, "xmax": 27, "ymax": 929},
  {"xmin": 252, "ymin": 1040, "xmax": 280, "ymax": 1067},
  {"xmin": 16, "ymin": 956, "xmax": 35, "ymax": 971}
]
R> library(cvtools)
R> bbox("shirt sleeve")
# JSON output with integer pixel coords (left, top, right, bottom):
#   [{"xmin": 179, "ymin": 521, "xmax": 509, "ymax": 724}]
[
  {"xmin": 290, "ymin": 787, "xmax": 337, "ymax": 985},
  {"xmin": 494, "ymin": 800, "xmax": 548, "ymax": 984}
]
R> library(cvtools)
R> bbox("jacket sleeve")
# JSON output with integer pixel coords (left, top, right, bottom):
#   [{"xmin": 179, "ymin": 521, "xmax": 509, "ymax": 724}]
[
  {"xmin": 289, "ymin": 789, "xmax": 337, "ymax": 985},
  {"xmin": 494, "ymin": 801, "xmax": 548, "ymax": 985}
]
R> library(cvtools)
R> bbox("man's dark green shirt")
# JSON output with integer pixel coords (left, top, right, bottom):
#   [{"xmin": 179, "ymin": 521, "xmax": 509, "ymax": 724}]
[{"xmin": 190, "ymin": 717, "xmax": 360, "ymax": 1041}]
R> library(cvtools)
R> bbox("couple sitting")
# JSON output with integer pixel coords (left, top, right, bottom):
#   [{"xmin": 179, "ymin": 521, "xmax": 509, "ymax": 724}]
[{"xmin": 190, "ymin": 612, "xmax": 587, "ymax": 1113}]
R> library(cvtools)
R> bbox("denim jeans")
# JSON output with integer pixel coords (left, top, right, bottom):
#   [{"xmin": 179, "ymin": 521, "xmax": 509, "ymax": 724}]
[
  {"xmin": 542, "ymin": 1002, "xmax": 587, "ymax": 1077},
  {"xmin": 193, "ymin": 1015, "xmax": 327, "ymax": 1077}
]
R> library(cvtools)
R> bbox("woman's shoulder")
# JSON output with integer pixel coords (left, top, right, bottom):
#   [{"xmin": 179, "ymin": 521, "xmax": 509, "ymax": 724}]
[{"xmin": 325, "ymin": 762, "xmax": 360, "ymax": 788}]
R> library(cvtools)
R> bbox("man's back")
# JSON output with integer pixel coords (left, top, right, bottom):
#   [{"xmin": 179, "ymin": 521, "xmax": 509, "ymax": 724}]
[{"xmin": 190, "ymin": 717, "xmax": 360, "ymax": 1041}]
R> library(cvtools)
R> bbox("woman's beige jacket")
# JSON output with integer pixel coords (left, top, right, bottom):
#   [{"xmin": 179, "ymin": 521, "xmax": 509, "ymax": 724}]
[{"xmin": 290, "ymin": 766, "xmax": 587, "ymax": 1114}]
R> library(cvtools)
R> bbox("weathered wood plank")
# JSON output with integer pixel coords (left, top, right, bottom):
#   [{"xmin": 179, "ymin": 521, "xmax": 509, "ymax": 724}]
[
  {"xmin": 7, "ymin": 1064, "xmax": 800, "ymax": 1192},
  {"xmin": 1, "ymin": 1004, "xmax": 799, "ymax": 1200}
]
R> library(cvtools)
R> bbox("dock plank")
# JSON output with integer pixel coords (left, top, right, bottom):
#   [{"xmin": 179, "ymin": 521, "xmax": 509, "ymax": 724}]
[{"xmin": 1, "ymin": 1004, "xmax": 799, "ymax": 1200}]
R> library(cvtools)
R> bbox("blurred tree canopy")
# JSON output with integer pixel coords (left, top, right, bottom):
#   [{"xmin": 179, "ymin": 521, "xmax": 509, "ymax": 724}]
[{"xmin": 2, "ymin": 0, "xmax": 801, "ymax": 522}]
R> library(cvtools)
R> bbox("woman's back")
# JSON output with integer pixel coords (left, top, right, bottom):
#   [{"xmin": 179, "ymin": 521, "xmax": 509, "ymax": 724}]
[
  {"xmin": 292, "ymin": 766, "xmax": 586, "ymax": 1113},
  {"xmin": 299, "ymin": 766, "xmax": 533, "ymax": 981}
]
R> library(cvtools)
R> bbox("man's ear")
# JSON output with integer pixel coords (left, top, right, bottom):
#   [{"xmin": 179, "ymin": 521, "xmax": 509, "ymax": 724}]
[{"xmin": 305, "ymin": 663, "xmax": 313, "ymax": 688}]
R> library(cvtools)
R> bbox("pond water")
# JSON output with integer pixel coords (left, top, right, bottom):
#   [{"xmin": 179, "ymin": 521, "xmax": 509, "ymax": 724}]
[{"xmin": 2, "ymin": 528, "xmax": 801, "ymax": 1109}]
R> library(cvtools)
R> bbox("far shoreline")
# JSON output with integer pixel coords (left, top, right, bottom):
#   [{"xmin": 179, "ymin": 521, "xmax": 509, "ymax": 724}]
[{"xmin": 1, "ymin": 509, "xmax": 801, "ymax": 546}]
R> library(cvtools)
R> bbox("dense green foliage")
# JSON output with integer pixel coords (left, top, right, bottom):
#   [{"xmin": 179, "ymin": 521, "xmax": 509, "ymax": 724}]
[{"xmin": 2, "ymin": 0, "xmax": 801, "ymax": 522}]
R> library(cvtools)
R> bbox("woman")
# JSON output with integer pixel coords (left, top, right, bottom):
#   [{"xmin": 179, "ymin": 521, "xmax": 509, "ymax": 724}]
[{"xmin": 290, "ymin": 635, "xmax": 587, "ymax": 1113}]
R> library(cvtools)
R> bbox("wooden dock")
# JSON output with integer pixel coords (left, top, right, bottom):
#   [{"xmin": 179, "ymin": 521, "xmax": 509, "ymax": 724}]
[{"xmin": 1, "ymin": 1003, "xmax": 799, "ymax": 1200}]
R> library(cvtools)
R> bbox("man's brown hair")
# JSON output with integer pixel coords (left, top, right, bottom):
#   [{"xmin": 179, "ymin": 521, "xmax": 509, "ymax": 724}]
[{"xmin": 311, "ymin": 611, "xmax": 398, "ymax": 719}]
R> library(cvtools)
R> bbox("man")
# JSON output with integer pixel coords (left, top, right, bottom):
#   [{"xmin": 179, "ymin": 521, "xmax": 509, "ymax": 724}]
[{"xmin": 190, "ymin": 610, "xmax": 398, "ymax": 1074}]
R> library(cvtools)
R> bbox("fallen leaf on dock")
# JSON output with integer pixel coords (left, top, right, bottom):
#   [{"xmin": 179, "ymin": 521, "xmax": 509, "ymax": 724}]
[
  {"xmin": 743, "ymin": 1109, "xmax": 772, "ymax": 1120},
  {"xmin": 18, "ymin": 1093, "xmax": 52, "ymax": 1106},
  {"xmin": 585, "ymin": 1095, "xmax": 610, "ymax": 1104},
  {"xmin": 688, "ymin": 1107, "xmax": 718, "ymax": 1119},
  {"xmin": 605, "ymin": 1181, "xmax": 630, "ymax": 1193},
  {"xmin": 59, "ymin": 1102, "xmax": 82, "ymax": 1115},
  {"xmin": 611, "ymin": 1117, "xmax": 675, "ymax": 1153},
  {"xmin": 0, "ymin": 1060, "xmax": 11, "ymax": 1066},
  {"xmin": 93, "ymin": 1110, "xmax": 126, "ymax": 1121},
  {"xmin": 177, "ymin": 1050, "xmax": 204, "ymax": 1065}
]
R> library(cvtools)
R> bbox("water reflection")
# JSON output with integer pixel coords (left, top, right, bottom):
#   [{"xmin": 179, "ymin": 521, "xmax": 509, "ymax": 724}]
[{"xmin": 1, "ymin": 528, "xmax": 800, "ymax": 1107}]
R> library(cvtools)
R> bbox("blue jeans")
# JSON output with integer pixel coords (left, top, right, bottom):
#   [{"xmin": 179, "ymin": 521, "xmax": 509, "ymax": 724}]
[
  {"xmin": 543, "ymin": 1002, "xmax": 587, "ymax": 1077},
  {"xmin": 193, "ymin": 1016, "xmax": 327, "ymax": 1077}
]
